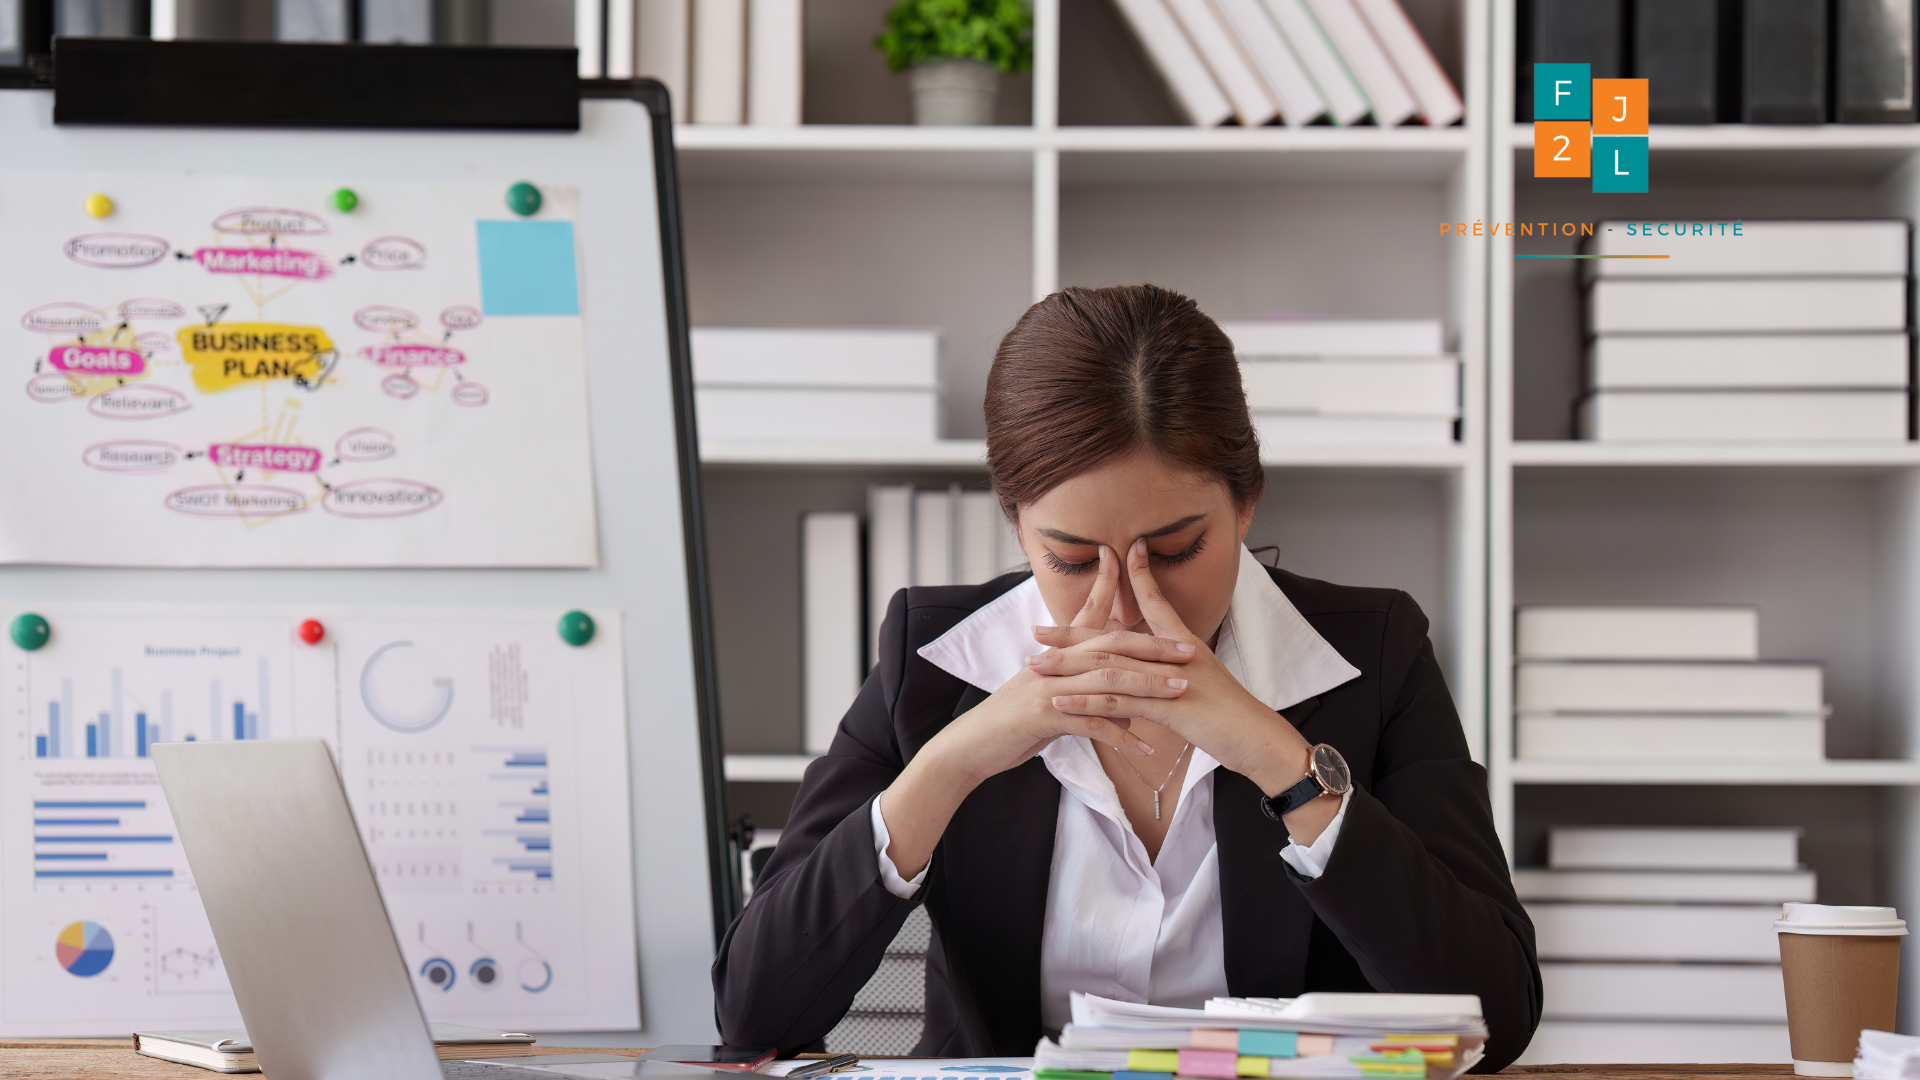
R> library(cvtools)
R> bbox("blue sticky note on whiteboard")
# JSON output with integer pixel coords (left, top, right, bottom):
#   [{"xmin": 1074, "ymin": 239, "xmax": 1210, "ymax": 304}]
[{"xmin": 476, "ymin": 220, "xmax": 579, "ymax": 315}]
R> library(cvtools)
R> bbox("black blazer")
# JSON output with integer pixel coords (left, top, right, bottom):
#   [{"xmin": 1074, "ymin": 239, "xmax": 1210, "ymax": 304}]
[{"xmin": 713, "ymin": 567, "xmax": 1541, "ymax": 1070}]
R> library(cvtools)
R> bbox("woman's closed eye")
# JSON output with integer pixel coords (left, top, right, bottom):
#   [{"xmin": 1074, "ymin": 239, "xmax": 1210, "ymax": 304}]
[
  {"xmin": 1040, "ymin": 533, "xmax": 1207, "ymax": 576},
  {"xmin": 1041, "ymin": 549, "xmax": 1099, "ymax": 575}
]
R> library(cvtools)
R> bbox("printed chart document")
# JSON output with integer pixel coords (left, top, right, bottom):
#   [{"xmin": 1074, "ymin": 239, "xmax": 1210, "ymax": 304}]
[
  {"xmin": 0, "ymin": 171, "xmax": 599, "ymax": 567},
  {"xmin": 0, "ymin": 605, "xmax": 636, "ymax": 1036}
]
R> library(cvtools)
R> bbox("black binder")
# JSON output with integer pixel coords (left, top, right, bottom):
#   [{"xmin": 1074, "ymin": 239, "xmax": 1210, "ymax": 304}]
[
  {"xmin": 1835, "ymin": 0, "xmax": 1917, "ymax": 123},
  {"xmin": 1517, "ymin": 0, "xmax": 1625, "ymax": 120},
  {"xmin": 1743, "ymin": 0, "xmax": 1829, "ymax": 123},
  {"xmin": 1634, "ymin": 0, "xmax": 1719, "ymax": 123}
]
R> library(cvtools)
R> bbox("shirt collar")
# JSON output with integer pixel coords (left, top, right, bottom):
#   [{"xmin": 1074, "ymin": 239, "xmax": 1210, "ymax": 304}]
[{"xmin": 916, "ymin": 545, "xmax": 1360, "ymax": 712}]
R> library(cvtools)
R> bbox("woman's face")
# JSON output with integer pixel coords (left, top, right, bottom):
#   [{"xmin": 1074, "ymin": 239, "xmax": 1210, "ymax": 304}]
[{"xmin": 1016, "ymin": 449, "xmax": 1254, "ymax": 645}]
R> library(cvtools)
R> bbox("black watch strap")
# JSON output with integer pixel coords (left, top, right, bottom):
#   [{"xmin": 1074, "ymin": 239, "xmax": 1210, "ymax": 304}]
[{"xmin": 1260, "ymin": 772, "xmax": 1325, "ymax": 820}]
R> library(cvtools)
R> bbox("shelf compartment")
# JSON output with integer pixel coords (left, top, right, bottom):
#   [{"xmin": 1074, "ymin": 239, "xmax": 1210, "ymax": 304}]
[
  {"xmin": 1506, "ymin": 123, "xmax": 1920, "ymax": 182},
  {"xmin": 1509, "ymin": 759, "xmax": 1920, "ymax": 785},
  {"xmin": 724, "ymin": 754, "xmax": 820, "ymax": 782},
  {"xmin": 1510, "ymin": 442, "xmax": 1920, "ymax": 469},
  {"xmin": 699, "ymin": 440, "xmax": 1468, "ymax": 470}
]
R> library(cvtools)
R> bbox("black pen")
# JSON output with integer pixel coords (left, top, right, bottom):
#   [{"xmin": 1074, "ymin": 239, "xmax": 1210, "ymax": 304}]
[{"xmin": 785, "ymin": 1054, "xmax": 861, "ymax": 1078}]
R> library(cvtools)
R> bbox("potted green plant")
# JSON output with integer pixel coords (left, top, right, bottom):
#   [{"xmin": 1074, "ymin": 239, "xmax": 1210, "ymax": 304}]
[{"xmin": 875, "ymin": 0, "xmax": 1034, "ymax": 125}]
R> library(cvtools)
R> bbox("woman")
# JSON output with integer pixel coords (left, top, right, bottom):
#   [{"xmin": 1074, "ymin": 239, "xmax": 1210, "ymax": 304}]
[{"xmin": 712, "ymin": 286, "xmax": 1540, "ymax": 1069}]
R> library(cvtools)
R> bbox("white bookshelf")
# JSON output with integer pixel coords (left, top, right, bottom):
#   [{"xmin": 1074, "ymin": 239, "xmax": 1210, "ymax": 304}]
[
  {"xmin": 687, "ymin": 0, "xmax": 1491, "ymax": 782},
  {"xmin": 686, "ymin": 0, "xmax": 1920, "ymax": 1059},
  {"xmin": 1487, "ymin": 0, "xmax": 1920, "ymax": 1051}
]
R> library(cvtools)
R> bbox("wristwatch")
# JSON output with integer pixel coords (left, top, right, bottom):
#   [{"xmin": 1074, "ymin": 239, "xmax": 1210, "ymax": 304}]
[{"xmin": 1260, "ymin": 743, "xmax": 1352, "ymax": 820}]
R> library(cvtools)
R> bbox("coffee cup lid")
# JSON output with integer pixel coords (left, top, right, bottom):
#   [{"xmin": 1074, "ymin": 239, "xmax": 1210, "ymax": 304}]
[{"xmin": 1775, "ymin": 903, "xmax": 1909, "ymax": 936}]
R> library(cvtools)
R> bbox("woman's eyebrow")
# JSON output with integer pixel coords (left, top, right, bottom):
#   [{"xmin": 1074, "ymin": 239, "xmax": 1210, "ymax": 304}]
[{"xmin": 1035, "ymin": 513, "xmax": 1207, "ymax": 547}]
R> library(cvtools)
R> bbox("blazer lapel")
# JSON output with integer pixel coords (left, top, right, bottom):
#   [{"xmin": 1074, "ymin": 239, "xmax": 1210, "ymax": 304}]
[
  {"xmin": 1214, "ymin": 699, "xmax": 1323, "ymax": 998},
  {"xmin": 924, "ymin": 685, "xmax": 1060, "ymax": 1053}
]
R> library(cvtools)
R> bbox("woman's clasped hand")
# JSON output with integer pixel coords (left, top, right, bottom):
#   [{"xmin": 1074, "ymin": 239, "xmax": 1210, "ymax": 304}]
[{"xmin": 1026, "ymin": 538, "xmax": 1317, "ymax": 804}]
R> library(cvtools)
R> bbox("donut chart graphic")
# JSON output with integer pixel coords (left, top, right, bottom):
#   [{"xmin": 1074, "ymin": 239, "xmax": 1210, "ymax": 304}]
[
  {"xmin": 517, "ymin": 957, "xmax": 553, "ymax": 993},
  {"xmin": 470, "ymin": 956, "xmax": 501, "ymax": 989},
  {"xmin": 419, "ymin": 956, "xmax": 456, "ymax": 991},
  {"xmin": 56, "ymin": 921, "xmax": 114, "ymax": 977},
  {"xmin": 360, "ymin": 641, "xmax": 454, "ymax": 734}
]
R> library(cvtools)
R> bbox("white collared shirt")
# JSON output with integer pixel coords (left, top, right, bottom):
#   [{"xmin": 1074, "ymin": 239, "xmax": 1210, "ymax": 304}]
[{"xmin": 871, "ymin": 546, "xmax": 1362, "ymax": 1030}]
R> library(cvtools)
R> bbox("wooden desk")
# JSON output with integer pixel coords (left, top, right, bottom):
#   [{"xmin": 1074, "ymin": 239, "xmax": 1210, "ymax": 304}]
[
  {"xmin": 0, "ymin": 1040, "xmax": 651, "ymax": 1079},
  {"xmin": 0, "ymin": 1048, "xmax": 1800, "ymax": 1080}
]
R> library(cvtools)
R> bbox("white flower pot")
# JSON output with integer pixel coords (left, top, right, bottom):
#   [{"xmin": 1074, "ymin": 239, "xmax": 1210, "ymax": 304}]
[{"xmin": 909, "ymin": 58, "xmax": 1000, "ymax": 125}]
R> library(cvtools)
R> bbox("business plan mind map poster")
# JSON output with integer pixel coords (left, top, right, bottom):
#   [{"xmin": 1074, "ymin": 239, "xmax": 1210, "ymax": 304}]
[{"xmin": 0, "ymin": 170, "xmax": 599, "ymax": 566}]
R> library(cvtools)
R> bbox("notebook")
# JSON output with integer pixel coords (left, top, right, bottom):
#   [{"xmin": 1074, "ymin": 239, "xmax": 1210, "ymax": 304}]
[{"xmin": 132, "ymin": 1022, "xmax": 536, "ymax": 1073}]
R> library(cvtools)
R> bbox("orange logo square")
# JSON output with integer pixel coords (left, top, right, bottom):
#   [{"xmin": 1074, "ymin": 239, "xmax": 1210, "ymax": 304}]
[
  {"xmin": 1592, "ymin": 79, "xmax": 1648, "ymax": 134},
  {"xmin": 1533, "ymin": 120, "xmax": 1591, "ymax": 177}
]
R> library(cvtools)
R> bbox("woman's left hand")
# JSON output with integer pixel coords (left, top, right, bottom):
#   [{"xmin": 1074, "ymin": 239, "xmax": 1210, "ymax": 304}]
[{"xmin": 1030, "ymin": 539, "xmax": 1315, "ymax": 805}]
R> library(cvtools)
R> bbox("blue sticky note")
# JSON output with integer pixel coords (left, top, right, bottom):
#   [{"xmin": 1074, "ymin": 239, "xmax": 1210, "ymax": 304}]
[
  {"xmin": 476, "ymin": 220, "xmax": 579, "ymax": 316},
  {"xmin": 1591, "ymin": 135, "xmax": 1649, "ymax": 192},
  {"xmin": 1534, "ymin": 63, "xmax": 1591, "ymax": 120},
  {"xmin": 1240, "ymin": 1031, "xmax": 1299, "ymax": 1058}
]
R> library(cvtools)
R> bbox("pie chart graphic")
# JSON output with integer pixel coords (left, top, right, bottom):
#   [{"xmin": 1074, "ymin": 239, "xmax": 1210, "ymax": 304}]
[{"xmin": 55, "ymin": 921, "xmax": 113, "ymax": 977}]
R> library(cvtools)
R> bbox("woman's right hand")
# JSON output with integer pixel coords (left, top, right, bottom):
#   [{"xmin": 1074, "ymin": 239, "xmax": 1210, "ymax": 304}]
[{"xmin": 877, "ymin": 547, "xmax": 1193, "ymax": 878}]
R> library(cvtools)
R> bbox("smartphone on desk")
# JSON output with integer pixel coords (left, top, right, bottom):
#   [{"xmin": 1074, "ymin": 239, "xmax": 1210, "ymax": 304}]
[{"xmin": 644, "ymin": 1045, "xmax": 779, "ymax": 1072}]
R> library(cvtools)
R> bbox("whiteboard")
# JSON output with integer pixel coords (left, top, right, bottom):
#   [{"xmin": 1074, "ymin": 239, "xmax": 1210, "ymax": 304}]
[
  {"xmin": 0, "ymin": 168, "xmax": 600, "ymax": 566},
  {"xmin": 0, "ymin": 88, "xmax": 725, "ymax": 1041},
  {"xmin": 3, "ymin": 602, "xmax": 636, "ymax": 1035}
]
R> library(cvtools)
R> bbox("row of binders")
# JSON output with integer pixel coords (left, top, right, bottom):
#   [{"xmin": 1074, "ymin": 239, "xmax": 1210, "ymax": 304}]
[
  {"xmin": 1521, "ymin": 826, "xmax": 1805, "ymax": 1026},
  {"xmin": 578, "ymin": 0, "xmax": 803, "ymax": 124},
  {"xmin": 1520, "ymin": 0, "xmax": 1918, "ymax": 125},
  {"xmin": 1578, "ymin": 220, "xmax": 1913, "ymax": 444},
  {"xmin": 799, "ymin": 489, "xmax": 1022, "ymax": 753},
  {"xmin": 692, "ymin": 320, "xmax": 1459, "ymax": 446},
  {"xmin": 1115, "ymin": 0, "xmax": 1462, "ymax": 127},
  {"xmin": 1034, "ymin": 992, "xmax": 1487, "ymax": 1080},
  {"xmin": 1220, "ymin": 318, "xmax": 1457, "ymax": 445},
  {"xmin": 1515, "ymin": 606, "xmax": 1827, "ymax": 762},
  {"xmin": 692, "ymin": 327, "xmax": 943, "ymax": 442}
]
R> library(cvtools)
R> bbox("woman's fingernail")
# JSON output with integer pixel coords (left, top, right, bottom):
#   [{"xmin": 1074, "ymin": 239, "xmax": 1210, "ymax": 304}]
[
  {"xmin": 1137, "ymin": 740, "xmax": 1154, "ymax": 754},
  {"xmin": 1175, "ymin": 642, "xmax": 1196, "ymax": 654},
  {"xmin": 1167, "ymin": 678, "xmax": 1188, "ymax": 689},
  {"xmin": 1052, "ymin": 696, "xmax": 1071, "ymax": 708},
  {"xmin": 1026, "ymin": 654, "xmax": 1042, "ymax": 667}
]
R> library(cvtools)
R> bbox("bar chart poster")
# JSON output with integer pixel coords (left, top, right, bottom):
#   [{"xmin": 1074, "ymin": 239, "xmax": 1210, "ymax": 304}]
[{"xmin": 0, "ymin": 605, "xmax": 637, "ymax": 1036}]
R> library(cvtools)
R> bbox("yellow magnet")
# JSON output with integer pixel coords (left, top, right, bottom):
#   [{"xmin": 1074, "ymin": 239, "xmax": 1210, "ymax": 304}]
[{"xmin": 85, "ymin": 193, "xmax": 113, "ymax": 218}]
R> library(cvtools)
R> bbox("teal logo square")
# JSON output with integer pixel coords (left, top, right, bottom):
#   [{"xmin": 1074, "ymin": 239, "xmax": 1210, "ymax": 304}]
[
  {"xmin": 1534, "ymin": 63, "xmax": 1591, "ymax": 119},
  {"xmin": 1592, "ymin": 135, "xmax": 1649, "ymax": 192}
]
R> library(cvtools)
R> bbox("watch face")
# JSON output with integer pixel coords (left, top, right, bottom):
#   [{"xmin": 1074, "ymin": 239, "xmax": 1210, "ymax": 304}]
[{"xmin": 1310, "ymin": 744, "xmax": 1350, "ymax": 794}]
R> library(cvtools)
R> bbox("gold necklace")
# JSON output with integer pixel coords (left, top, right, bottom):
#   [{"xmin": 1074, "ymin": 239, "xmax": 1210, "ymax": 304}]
[{"xmin": 1103, "ymin": 740, "xmax": 1193, "ymax": 820}]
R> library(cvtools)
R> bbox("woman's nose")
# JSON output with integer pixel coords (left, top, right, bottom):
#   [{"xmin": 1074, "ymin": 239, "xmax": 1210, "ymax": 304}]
[{"xmin": 1112, "ymin": 574, "xmax": 1143, "ymax": 628}]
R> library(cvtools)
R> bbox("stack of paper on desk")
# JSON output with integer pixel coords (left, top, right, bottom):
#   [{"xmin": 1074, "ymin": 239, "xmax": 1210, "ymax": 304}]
[{"xmin": 1035, "ymin": 993, "xmax": 1486, "ymax": 1080}]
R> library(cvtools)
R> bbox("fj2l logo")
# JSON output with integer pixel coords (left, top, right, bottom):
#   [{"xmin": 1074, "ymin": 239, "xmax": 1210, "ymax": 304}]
[{"xmin": 1532, "ymin": 64, "xmax": 1649, "ymax": 193}]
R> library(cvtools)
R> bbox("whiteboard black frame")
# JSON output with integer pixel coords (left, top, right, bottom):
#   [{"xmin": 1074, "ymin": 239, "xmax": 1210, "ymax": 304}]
[{"xmin": 9, "ymin": 61, "xmax": 736, "ymax": 947}]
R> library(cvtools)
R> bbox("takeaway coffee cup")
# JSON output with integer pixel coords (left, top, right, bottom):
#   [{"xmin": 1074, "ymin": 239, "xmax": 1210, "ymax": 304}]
[{"xmin": 1777, "ymin": 903, "xmax": 1908, "ymax": 1077}]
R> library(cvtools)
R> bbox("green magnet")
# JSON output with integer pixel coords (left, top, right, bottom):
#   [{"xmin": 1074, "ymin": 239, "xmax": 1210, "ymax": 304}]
[
  {"xmin": 505, "ymin": 182, "xmax": 543, "ymax": 216},
  {"xmin": 332, "ymin": 187, "xmax": 359, "ymax": 212},
  {"xmin": 11, "ymin": 613, "xmax": 50, "ymax": 651},
  {"xmin": 558, "ymin": 610, "xmax": 595, "ymax": 646}
]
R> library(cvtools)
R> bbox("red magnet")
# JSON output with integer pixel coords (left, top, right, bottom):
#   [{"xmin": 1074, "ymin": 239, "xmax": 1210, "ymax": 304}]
[{"xmin": 297, "ymin": 619, "xmax": 325, "ymax": 644}]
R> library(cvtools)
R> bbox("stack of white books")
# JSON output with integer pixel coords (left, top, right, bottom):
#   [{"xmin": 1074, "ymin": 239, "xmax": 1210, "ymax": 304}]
[
  {"xmin": 1522, "ymin": 826, "xmax": 1803, "ymax": 1031},
  {"xmin": 1514, "ymin": 606, "xmax": 1827, "ymax": 762},
  {"xmin": 691, "ymin": 327, "xmax": 942, "ymax": 443},
  {"xmin": 1111, "ymin": 0, "xmax": 1463, "ymax": 127},
  {"xmin": 1218, "ymin": 318, "xmax": 1458, "ymax": 445},
  {"xmin": 1579, "ymin": 221, "xmax": 1912, "ymax": 443},
  {"xmin": 800, "ymin": 488, "xmax": 1022, "ymax": 753}
]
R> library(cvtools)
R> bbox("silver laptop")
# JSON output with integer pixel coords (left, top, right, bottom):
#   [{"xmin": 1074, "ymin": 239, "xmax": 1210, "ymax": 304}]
[{"xmin": 153, "ymin": 740, "xmax": 687, "ymax": 1080}]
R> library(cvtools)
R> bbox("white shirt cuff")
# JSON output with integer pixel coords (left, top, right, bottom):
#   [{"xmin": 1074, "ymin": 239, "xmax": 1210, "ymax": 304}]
[
  {"xmin": 1278, "ymin": 787, "xmax": 1353, "ymax": 880},
  {"xmin": 872, "ymin": 797, "xmax": 928, "ymax": 899}
]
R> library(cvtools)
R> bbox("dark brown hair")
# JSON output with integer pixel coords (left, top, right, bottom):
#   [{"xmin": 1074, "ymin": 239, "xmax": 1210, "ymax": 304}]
[{"xmin": 985, "ymin": 284, "xmax": 1263, "ymax": 516}]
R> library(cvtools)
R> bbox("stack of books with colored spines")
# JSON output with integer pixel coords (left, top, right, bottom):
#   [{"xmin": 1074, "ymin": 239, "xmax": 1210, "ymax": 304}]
[{"xmin": 1032, "ymin": 994, "xmax": 1487, "ymax": 1080}]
